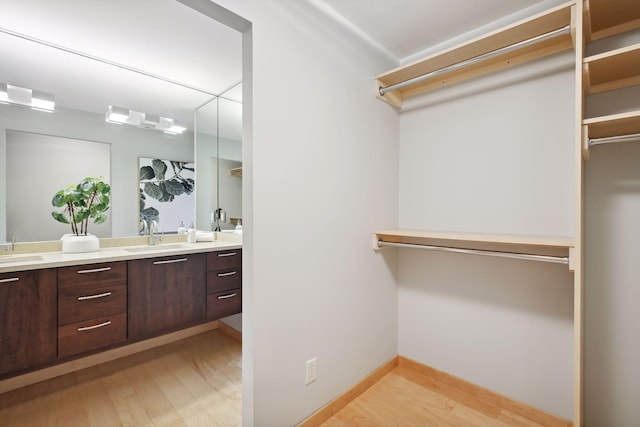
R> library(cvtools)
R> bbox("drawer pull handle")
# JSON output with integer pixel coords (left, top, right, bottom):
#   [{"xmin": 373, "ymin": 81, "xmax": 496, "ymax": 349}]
[
  {"xmin": 77, "ymin": 267, "xmax": 112, "ymax": 274},
  {"xmin": 78, "ymin": 320, "xmax": 112, "ymax": 332},
  {"xmin": 78, "ymin": 291, "xmax": 112, "ymax": 301},
  {"xmin": 218, "ymin": 293, "xmax": 237, "ymax": 300},
  {"xmin": 217, "ymin": 271, "xmax": 237, "ymax": 277},
  {"xmin": 153, "ymin": 258, "xmax": 188, "ymax": 265},
  {"xmin": 217, "ymin": 252, "xmax": 236, "ymax": 257},
  {"xmin": 0, "ymin": 277, "xmax": 19, "ymax": 284}
]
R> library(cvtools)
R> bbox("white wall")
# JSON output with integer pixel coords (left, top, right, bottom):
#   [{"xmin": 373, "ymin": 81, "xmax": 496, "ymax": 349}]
[
  {"xmin": 584, "ymin": 142, "xmax": 640, "ymax": 427},
  {"xmin": 397, "ymin": 52, "xmax": 576, "ymax": 419},
  {"xmin": 201, "ymin": 1, "xmax": 400, "ymax": 425},
  {"xmin": 582, "ymin": 30, "xmax": 640, "ymax": 427},
  {"xmin": 0, "ymin": 104, "xmax": 193, "ymax": 241}
]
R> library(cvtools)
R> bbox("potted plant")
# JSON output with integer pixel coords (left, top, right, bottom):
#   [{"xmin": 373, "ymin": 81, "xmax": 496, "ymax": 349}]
[{"xmin": 51, "ymin": 176, "xmax": 110, "ymax": 253}]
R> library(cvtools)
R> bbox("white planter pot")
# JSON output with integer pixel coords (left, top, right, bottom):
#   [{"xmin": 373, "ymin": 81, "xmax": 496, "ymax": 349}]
[{"xmin": 61, "ymin": 234, "xmax": 100, "ymax": 253}]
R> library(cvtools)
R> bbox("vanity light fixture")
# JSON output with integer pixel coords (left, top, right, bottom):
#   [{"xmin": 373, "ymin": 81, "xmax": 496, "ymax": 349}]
[
  {"xmin": 106, "ymin": 105, "xmax": 186, "ymax": 135},
  {"xmin": 0, "ymin": 82, "xmax": 55, "ymax": 112}
]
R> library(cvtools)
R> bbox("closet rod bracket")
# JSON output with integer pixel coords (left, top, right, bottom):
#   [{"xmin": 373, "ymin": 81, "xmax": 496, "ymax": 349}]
[{"xmin": 568, "ymin": 246, "xmax": 577, "ymax": 272}]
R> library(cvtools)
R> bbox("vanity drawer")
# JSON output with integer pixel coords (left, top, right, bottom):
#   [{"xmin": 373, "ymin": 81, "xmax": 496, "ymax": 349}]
[
  {"xmin": 58, "ymin": 283, "xmax": 126, "ymax": 326},
  {"xmin": 207, "ymin": 249, "xmax": 242, "ymax": 270},
  {"xmin": 207, "ymin": 268, "xmax": 242, "ymax": 294},
  {"xmin": 58, "ymin": 312, "xmax": 127, "ymax": 359},
  {"xmin": 58, "ymin": 261, "xmax": 127, "ymax": 291},
  {"xmin": 207, "ymin": 288, "xmax": 242, "ymax": 320}
]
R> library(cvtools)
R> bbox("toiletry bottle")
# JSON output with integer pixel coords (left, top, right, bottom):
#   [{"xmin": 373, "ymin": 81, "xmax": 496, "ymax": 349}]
[
  {"xmin": 187, "ymin": 222, "xmax": 196, "ymax": 243},
  {"xmin": 178, "ymin": 221, "xmax": 186, "ymax": 235}
]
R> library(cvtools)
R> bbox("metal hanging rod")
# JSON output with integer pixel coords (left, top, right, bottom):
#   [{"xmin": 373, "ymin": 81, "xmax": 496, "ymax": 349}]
[
  {"xmin": 376, "ymin": 240, "xmax": 569, "ymax": 265},
  {"xmin": 379, "ymin": 24, "xmax": 572, "ymax": 96},
  {"xmin": 589, "ymin": 132, "xmax": 640, "ymax": 147}
]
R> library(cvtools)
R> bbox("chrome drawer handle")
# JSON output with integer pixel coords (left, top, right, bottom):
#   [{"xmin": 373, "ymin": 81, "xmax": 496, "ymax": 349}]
[
  {"xmin": 78, "ymin": 291, "xmax": 112, "ymax": 301},
  {"xmin": 153, "ymin": 258, "xmax": 187, "ymax": 265},
  {"xmin": 78, "ymin": 320, "xmax": 112, "ymax": 332},
  {"xmin": 217, "ymin": 271, "xmax": 237, "ymax": 277},
  {"xmin": 77, "ymin": 267, "xmax": 112, "ymax": 274},
  {"xmin": 0, "ymin": 277, "xmax": 19, "ymax": 284},
  {"xmin": 218, "ymin": 293, "xmax": 237, "ymax": 300},
  {"xmin": 217, "ymin": 252, "xmax": 236, "ymax": 257}
]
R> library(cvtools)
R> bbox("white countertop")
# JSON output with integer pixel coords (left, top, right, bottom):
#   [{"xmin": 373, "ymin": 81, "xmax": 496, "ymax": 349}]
[{"xmin": 0, "ymin": 240, "xmax": 242, "ymax": 274}]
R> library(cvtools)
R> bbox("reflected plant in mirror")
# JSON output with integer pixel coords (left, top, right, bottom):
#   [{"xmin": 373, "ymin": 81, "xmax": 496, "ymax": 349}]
[
  {"xmin": 51, "ymin": 177, "xmax": 111, "ymax": 236},
  {"xmin": 139, "ymin": 158, "xmax": 195, "ymax": 233}
]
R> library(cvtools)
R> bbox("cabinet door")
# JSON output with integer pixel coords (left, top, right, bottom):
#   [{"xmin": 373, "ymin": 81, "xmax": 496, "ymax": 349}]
[
  {"xmin": 128, "ymin": 254, "xmax": 206, "ymax": 340},
  {"xmin": 0, "ymin": 269, "xmax": 57, "ymax": 375}
]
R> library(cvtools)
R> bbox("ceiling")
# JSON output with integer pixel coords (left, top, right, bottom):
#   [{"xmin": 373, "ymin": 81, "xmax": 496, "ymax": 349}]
[
  {"xmin": 1, "ymin": 0, "xmax": 564, "ymax": 130},
  {"xmin": 320, "ymin": 0, "xmax": 563, "ymax": 61}
]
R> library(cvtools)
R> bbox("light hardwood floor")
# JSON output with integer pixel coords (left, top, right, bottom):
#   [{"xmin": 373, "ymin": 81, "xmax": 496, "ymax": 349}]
[
  {"xmin": 320, "ymin": 365, "xmax": 565, "ymax": 427},
  {"xmin": 0, "ymin": 329, "xmax": 242, "ymax": 427}
]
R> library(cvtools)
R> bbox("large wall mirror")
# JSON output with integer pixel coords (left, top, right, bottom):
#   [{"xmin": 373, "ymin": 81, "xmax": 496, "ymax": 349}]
[
  {"xmin": 0, "ymin": 0, "xmax": 242, "ymax": 243},
  {"xmin": 195, "ymin": 84, "xmax": 242, "ymax": 233}
]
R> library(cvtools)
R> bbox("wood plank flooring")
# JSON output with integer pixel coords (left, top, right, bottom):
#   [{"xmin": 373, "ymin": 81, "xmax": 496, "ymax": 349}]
[
  {"xmin": 319, "ymin": 365, "xmax": 565, "ymax": 427},
  {"xmin": 0, "ymin": 329, "xmax": 242, "ymax": 427}
]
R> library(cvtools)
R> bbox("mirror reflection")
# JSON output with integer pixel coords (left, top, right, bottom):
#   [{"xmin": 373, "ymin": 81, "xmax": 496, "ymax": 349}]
[
  {"xmin": 195, "ymin": 85, "xmax": 243, "ymax": 233},
  {"xmin": 138, "ymin": 156, "xmax": 195, "ymax": 234},
  {"xmin": 6, "ymin": 131, "xmax": 111, "ymax": 242},
  {"xmin": 0, "ymin": 1, "xmax": 242, "ymax": 243}
]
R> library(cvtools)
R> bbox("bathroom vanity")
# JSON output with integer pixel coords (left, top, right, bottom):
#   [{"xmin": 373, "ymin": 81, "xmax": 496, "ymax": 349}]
[{"xmin": 0, "ymin": 239, "xmax": 242, "ymax": 389}]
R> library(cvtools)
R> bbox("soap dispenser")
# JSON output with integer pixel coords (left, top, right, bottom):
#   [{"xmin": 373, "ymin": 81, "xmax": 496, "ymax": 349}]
[
  {"xmin": 178, "ymin": 221, "xmax": 186, "ymax": 235},
  {"xmin": 187, "ymin": 222, "xmax": 196, "ymax": 243}
]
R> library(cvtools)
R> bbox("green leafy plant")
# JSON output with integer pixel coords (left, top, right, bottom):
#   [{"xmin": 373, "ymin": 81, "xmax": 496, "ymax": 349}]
[
  {"xmin": 139, "ymin": 159, "xmax": 194, "ymax": 225},
  {"xmin": 51, "ymin": 177, "xmax": 111, "ymax": 236}
]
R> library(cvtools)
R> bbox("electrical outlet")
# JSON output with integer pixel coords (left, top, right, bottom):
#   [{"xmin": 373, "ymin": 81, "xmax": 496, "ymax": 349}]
[{"xmin": 305, "ymin": 357, "xmax": 317, "ymax": 385}]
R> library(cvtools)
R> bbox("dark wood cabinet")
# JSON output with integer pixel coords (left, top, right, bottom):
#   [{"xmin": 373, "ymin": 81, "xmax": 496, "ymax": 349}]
[
  {"xmin": 128, "ymin": 254, "xmax": 206, "ymax": 340},
  {"xmin": 206, "ymin": 249, "xmax": 242, "ymax": 320},
  {"xmin": 0, "ymin": 269, "xmax": 57, "ymax": 376},
  {"xmin": 57, "ymin": 262, "xmax": 127, "ymax": 358},
  {"xmin": 0, "ymin": 247, "xmax": 238, "ymax": 381}
]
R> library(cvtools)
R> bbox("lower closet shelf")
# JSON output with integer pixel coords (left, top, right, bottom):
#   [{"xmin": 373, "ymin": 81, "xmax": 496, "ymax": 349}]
[{"xmin": 373, "ymin": 229, "xmax": 575, "ymax": 268}]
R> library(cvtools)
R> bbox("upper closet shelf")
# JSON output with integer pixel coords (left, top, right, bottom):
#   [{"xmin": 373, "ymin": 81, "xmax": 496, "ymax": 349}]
[
  {"xmin": 583, "ymin": 43, "xmax": 640, "ymax": 94},
  {"xmin": 373, "ymin": 229, "xmax": 575, "ymax": 268},
  {"xmin": 375, "ymin": 2, "xmax": 576, "ymax": 108},
  {"xmin": 586, "ymin": 0, "xmax": 640, "ymax": 41}
]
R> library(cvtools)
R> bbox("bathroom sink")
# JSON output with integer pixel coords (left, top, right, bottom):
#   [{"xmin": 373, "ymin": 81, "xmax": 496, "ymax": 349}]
[
  {"xmin": 125, "ymin": 244, "xmax": 187, "ymax": 253},
  {"xmin": 0, "ymin": 255, "xmax": 43, "ymax": 264}
]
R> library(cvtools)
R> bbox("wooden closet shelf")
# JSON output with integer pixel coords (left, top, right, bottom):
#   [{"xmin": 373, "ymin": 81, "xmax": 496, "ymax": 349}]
[
  {"xmin": 375, "ymin": 2, "xmax": 575, "ymax": 108},
  {"xmin": 374, "ymin": 229, "xmax": 574, "ymax": 259},
  {"xmin": 583, "ymin": 43, "xmax": 640, "ymax": 94},
  {"xmin": 583, "ymin": 110, "xmax": 640, "ymax": 139},
  {"xmin": 586, "ymin": 0, "xmax": 640, "ymax": 41}
]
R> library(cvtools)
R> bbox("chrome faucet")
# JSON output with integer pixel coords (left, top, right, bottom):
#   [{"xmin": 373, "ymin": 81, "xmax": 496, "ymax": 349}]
[
  {"xmin": 139, "ymin": 219, "xmax": 149, "ymax": 236},
  {"xmin": 149, "ymin": 220, "xmax": 159, "ymax": 246}
]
